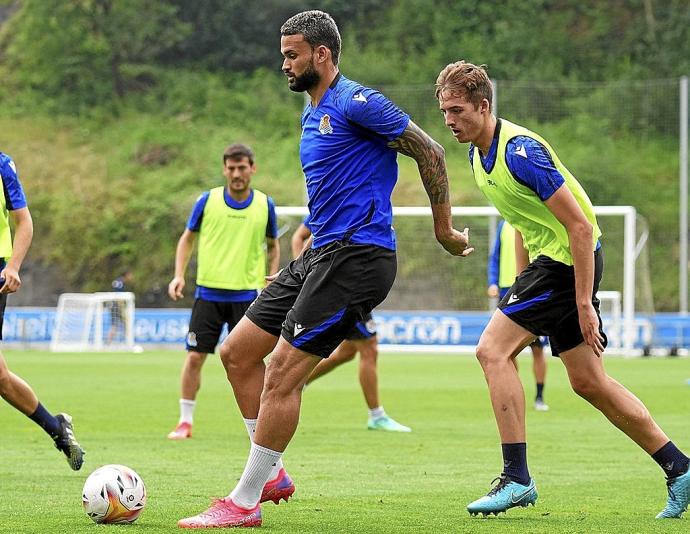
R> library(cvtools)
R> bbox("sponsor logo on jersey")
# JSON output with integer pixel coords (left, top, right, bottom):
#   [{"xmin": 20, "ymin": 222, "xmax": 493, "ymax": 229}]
[
  {"xmin": 515, "ymin": 145, "xmax": 528, "ymax": 158},
  {"xmin": 352, "ymin": 92, "xmax": 368, "ymax": 103},
  {"xmin": 319, "ymin": 114, "xmax": 334, "ymax": 135}
]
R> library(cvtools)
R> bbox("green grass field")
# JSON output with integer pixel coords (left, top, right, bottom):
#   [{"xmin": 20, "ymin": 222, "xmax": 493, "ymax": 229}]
[{"xmin": 1, "ymin": 350, "xmax": 688, "ymax": 533}]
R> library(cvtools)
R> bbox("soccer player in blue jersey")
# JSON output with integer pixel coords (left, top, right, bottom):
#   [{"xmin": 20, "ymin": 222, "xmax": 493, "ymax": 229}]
[
  {"xmin": 488, "ymin": 219, "xmax": 549, "ymax": 411},
  {"xmin": 293, "ymin": 217, "xmax": 411, "ymax": 432},
  {"xmin": 436, "ymin": 60, "xmax": 690, "ymax": 519},
  {"xmin": 178, "ymin": 10, "xmax": 472, "ymax": 528},
  {"xmin": 167, "ymin": 143, "xmax": 279, "ymax": 441},
  {"xmin": 0, "ymin": 152, "xmax": 84, "ymax": 470}
]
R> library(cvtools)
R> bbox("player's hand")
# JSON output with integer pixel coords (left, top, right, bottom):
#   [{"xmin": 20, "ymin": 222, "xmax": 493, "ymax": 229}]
[
  {"xmin": 436, "ymin": 227, "xmax": 474, "ymax": 257},
  {"xmin": 578, "ymin": 302, "xmax": 605, "ymax": 357},
  {"xmin": 487, "ymin": 284, "xmax": 499, "ymax": 298},
  {"xmin": 265, "ymin": 269, "xmax": 283, "ymax": 287},
  {"xmin": 168, "ymin": 276, "xmax": 185, "ymax": 301},
  {"xmin": 0, "ymin": 267, "xmax": 21, "ymax": 294}
]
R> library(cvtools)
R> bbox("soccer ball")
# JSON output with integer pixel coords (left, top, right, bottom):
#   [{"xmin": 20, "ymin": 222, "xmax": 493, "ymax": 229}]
[{"xmin": 82, "ymin": 464, "xmax": 147, "ymax": 524}]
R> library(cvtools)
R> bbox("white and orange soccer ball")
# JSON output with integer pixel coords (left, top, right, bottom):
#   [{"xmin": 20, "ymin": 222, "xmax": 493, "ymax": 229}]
[{"xmin": 82, "ymin": 464, "xmax": 147, "ymax": 524}]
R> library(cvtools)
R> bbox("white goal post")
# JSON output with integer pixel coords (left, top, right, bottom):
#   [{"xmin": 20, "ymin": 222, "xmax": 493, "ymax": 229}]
[
  {"xmin": 50, "ymin": 292, "xmax": 136, "ymax": 352},
  {"xmin": 276, "ymin": 205, "xmax": 642, "ymax": 354}
]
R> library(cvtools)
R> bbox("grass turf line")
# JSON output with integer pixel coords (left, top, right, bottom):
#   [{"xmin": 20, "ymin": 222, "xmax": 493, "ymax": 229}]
[{"xmin": 0, "ymin": 350, "xmax": 688, "ymax": 533}]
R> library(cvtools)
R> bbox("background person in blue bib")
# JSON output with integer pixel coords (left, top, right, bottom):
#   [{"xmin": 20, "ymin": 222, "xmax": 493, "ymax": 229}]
[
  {"xmin": 178, "ymin": 10, "xmax": 473, "ymax": 529},
  {"xmin": 167, "ymin": 143, "xmax": 279, "ymax": 441}
]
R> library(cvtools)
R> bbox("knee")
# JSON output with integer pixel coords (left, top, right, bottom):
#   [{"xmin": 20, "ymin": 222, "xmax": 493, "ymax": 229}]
[
  {"xmin": 219, "ymin": 341, "xmax": 247, "ymax": 373},
  {"xmin": 186, "ymin": 352, "xmax": 207, "ymax": 371},
  {"xmin": 475, "ymin": 343, "xmax": 494, "ymax": 370},
  {"xmin": 359, "ymin": 341, "xmax": 378, "ymax": 363},
  {"xmin": 569, "ymin": 375, "xmax": 604, "ymax": 401}
]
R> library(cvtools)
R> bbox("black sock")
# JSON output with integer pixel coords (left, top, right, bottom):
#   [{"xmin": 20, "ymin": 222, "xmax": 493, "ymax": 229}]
[
  {"xmin": 535, "ymin": 383, "xmax": 544, "ymax": 401},
  {"xmin": 651, "ymin": 441, "xmax": 690, "ymax": 479},
  {"xmin": 28, "ymin": 402, "xmax": 61, "ymax": 439},
  {"xmin": 501, "ymin": 443, "xmax": 530, "ymax": 486}
]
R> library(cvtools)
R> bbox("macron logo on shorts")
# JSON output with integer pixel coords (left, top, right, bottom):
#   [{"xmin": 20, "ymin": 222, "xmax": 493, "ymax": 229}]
[
  {"xmin": 508, "ymin": 294, "xmax": 520, "ymax": 304},
  {"xmin": 293, "ymin": 323, "xmax": 305, "ymax": 337}
]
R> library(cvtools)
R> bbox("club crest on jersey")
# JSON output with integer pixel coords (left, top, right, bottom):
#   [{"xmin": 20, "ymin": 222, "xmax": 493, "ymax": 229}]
[
  {"xmin": 187, "ymin": 332, "xmax": 197, "ymax": 347},
  {"xmin": 319, "ymin": 114, "xmax": 334, "ymax": 135}
]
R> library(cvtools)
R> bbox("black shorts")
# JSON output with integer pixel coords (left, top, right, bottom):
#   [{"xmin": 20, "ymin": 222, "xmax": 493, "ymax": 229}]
[
  {"xmin": 498, "ymin": 248, "xmax": 607, "ymax": 356},
  {"xmin": 186, "ymin": 298, "xmax": 253, "ymax": 354},
  {"xmin": 246, "ymin": 241, "xmax": 396, "ymax": 358},
  {"xmin": 345, "ymin": 312, "xmax": 377, "ymax": 341},
  {"xmin": 0, "ymin": 293, "xmax": 7, "ymax": 341}
]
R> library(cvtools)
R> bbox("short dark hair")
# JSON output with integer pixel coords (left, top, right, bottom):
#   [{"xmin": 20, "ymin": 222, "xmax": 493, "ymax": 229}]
[
  {"xmin": 223, "ymin": 143, "xmax": 254, "ymax": 165},
  {"xmin": 281, "ymin": 10, "xmax": 341, "ymax": 66}
]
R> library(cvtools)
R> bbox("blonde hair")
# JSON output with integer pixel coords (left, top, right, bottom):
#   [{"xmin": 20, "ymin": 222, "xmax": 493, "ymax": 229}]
[{"xmin": 435, "ymin": 61, "xmax": 492, "ymax": 109}]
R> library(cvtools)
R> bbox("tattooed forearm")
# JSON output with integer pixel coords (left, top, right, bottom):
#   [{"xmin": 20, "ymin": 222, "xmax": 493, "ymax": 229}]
[{"xmin": 388, "ymin": 121, "xmax": 450, "ymax": 204}]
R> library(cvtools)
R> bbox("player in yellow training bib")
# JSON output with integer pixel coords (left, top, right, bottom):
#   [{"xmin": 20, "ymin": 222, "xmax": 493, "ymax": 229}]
[{"xmin": 436, "ymin": 60, "xmax": 690, "ymax": 519}]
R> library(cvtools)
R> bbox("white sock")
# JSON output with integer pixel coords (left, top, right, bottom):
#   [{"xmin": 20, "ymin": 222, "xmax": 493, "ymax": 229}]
[
  {"xmin": 179, "ymin": 399, "xmax": 196, "ymax": 424},
  {"xmin": 369, "ymin": 406, "xmax": 386, "ymax": 419},
  {"xmin": 243, "ymin": 417, "xmax": 283, "ymax": 479},
  {"xmin": 229, "ymin": 443, "xmax": 282, "ymax": 508}
]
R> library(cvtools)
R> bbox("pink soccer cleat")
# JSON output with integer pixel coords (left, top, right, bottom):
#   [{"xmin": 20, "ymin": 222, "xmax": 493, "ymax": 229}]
[
  {"xmin": 167, "ymin": 422, "xmax": 192, "ymax": 440},
  {"xmin": 260, "ymin": 468, "xmax": 295, "ymax": 504},
  {"xmin": 178, "ymin": 498, "xmax": 261, "ymax": 528}
]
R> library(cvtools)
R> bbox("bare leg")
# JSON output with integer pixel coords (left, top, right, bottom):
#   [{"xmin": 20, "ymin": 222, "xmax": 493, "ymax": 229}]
[
  {"xmin": 0, "ymin": 353, "xmax": 39, "ymax": 415},
  {"xmin": 253, "ymin": 338, "xmax": 320, "ymax": 451},
  {"xmin": 219, "ymin": 317, "xmax": 278, "ymax": 419},
  {"xmin": 355, "ymin": 337, "xmax": 379, "ymax": 410},
  {"xmin": 560, "ymin": 343, "xmax": 668, "ymax": 454},
  {"xmin": 180, "ymin": 351, "xmax": 208, "ymax": 401},
  {"xmin": 476, "ymin": 311, "xmax": 535, "ymax": 443},
  {"xmin": 306, "ymin": 340, "xmax": 357, "ymax": 383}
]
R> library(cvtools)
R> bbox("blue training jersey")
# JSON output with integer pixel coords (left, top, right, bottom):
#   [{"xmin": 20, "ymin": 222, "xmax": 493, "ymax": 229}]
[
  {"xmin": 300, "ymin": 74, "xmax": 410, "ymax": 250},
  {"xmin": 0, "ymin": 153, "xmax": 28, "ymax": 211}
]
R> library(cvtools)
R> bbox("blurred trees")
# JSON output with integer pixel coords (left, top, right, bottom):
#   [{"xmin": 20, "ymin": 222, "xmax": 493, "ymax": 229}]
[
  {"xmin": 1, "ymin": 0, "xmax": 688, "ymax": 109},
  {"xmin": 0, "ymin": 0, "xmax": 190, "ymax": 107}
]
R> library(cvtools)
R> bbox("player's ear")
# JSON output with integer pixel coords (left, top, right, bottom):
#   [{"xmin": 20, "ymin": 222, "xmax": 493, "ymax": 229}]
[{"xmin": 315, "ymin": 44, "xmax": 330, "ymax": 65}]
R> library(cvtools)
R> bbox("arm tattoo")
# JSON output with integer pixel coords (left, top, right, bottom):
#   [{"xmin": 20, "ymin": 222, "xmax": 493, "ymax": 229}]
[{"xmin": 388, "ymin": 121, "xmax": 449, "ymax": 204}]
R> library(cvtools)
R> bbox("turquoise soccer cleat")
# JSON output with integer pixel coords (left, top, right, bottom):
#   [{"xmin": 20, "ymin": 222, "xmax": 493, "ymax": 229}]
[
  {"xmin": 367, "ymin": 415, "xmax": 411, "ymax": 433},
  {"xmin": 656, "ymin": 468, "xmax": 690, "ymax": 518},
  {"xmin": 467, "ymin": 475, "xmax": 538, "ymax": 516}
]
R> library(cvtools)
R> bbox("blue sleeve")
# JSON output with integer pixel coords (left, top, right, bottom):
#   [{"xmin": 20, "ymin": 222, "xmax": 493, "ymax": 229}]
[
  {"xmin": 344, "ymin": 87, "xmax": 410, "ymax": 141},
  {"xmin": 302, "ymin": 213, "xmax": 312, "ymax": 231},
  {"xmin": 488, "ymin": 220, "xmax": 503, "ymax": 286},
  {"xmin": 505, "ymin": 136, "xmax": 565, "ymax": 201},
  {"xmin": 266, "ymin": 196, "xmax": 278, "ymax": 238},
  {"xmin": 468, "ymin": 144, "xmax": 475, "ymax": 167},
  {"xmin": 186, "ymin": 191, "xmax": 210, "ymax": 232},
  {"xmin": 0, "ymin": 155, "xmax": 28, "ymax": 210}
]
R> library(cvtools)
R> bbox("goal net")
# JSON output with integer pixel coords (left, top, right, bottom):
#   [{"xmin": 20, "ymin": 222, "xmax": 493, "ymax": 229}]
[
  {"xmin": 50, "ymin": 292, "xmax": 135, "ymax": 352},
  {"xmin": 276, "ymin": 206, "xmax": 652, "ymax": 355}
]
